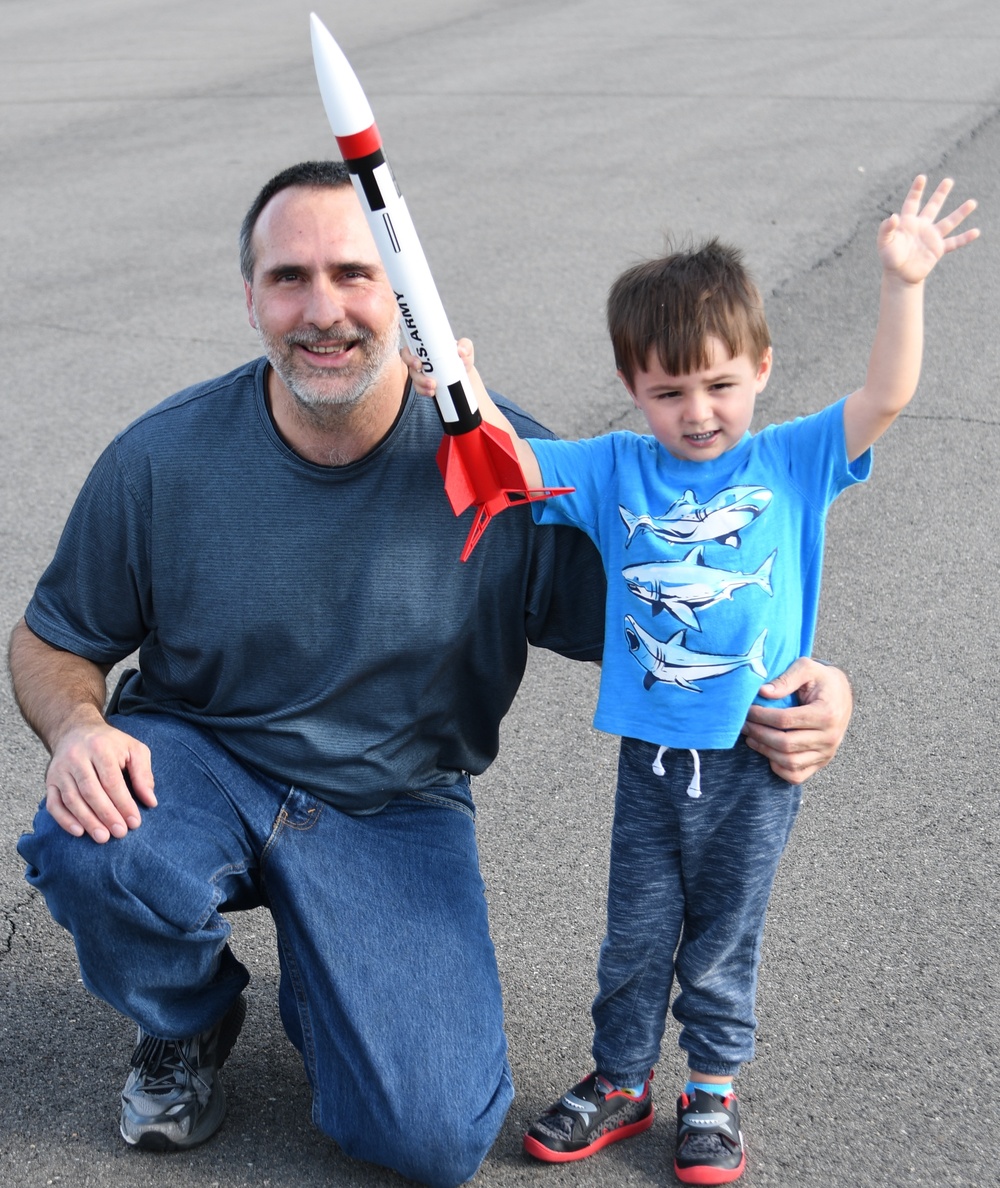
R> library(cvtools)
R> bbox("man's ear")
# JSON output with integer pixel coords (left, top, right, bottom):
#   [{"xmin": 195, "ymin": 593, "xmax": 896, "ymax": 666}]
[{"xmin": 244, "ymin": 281, "xmax": 257, "ymax": 330}]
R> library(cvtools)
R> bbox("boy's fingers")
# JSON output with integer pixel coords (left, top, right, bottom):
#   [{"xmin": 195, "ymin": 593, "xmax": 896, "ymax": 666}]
[
  {"xmin": 936, "ymin": 198, "xmax": 978, "ymax": 238},
  {"xmin": 918, "ymin": 175, "xmax": 953, "ymax": 221}
]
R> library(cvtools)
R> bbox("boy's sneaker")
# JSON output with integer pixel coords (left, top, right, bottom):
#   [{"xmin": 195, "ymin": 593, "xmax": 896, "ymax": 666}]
[
  {"xmin": 120, "ymin": 995, "xmax": 247, "ymax": 1151},
  {"xmin": 674, "ymin": 1088, "xmax": 746, "ymax": 1184},
  {"xmin": 523, "ymin": 1071, "xmax": 654, "ymax": 1162}
]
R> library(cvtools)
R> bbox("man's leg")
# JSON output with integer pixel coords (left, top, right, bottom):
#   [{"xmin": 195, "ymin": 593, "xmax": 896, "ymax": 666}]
[
  {"xmin": 16, "ymin": 713, "xmax": 282, "ymax": 1149},
  {"xmin": 262, "ymin": 781, "xmax": 513, "ymax": 1188},
  {"xmin": 17, "ymin": 713, "xmax": 271, "ymax": 1037}
]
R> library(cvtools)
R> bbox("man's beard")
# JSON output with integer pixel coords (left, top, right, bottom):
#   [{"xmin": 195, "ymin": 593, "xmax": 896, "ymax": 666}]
[{"xmin": 254, "ymin": 307, "xmax": 400, "ymax": 413}]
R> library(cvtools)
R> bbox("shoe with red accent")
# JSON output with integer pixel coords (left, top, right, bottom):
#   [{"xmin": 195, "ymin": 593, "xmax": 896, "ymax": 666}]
[
  {"xmin": 674, "ymin": 1088, "xmax": 746, "ymax": 1184},
  {"xmin": 523, "ymin": 1071, "xmax": 654, "ymax": 1162}
]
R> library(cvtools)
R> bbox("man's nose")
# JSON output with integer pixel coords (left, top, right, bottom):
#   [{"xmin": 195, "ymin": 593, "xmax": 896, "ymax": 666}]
[{"xmin": 304, "ymin": 278, "xmax": 346, "ymax": 328}]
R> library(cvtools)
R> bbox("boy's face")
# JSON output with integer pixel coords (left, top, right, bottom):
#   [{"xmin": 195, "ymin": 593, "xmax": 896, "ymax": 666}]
[{"xmin": 621, "ymin": 337, "xmax": 772, "ymax": 462}]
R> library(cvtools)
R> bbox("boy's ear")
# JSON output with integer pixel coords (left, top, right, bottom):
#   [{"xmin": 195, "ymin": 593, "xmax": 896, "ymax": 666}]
[
  {"xmin": 616, "ymin": 369, "xmax": 638, "ymax": 404},
  {"xmin": 755, "ymin": 347, "xmax": 773, "ymax": 392}
]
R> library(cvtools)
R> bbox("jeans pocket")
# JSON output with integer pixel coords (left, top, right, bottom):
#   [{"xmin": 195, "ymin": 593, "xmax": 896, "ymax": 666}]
[{"xmin": 116, "ymin": 835, "xmax": 230, "ymax": 934}]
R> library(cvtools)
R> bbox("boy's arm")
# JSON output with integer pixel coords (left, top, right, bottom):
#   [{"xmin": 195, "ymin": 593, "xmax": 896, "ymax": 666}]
[
  {"xmin": 405, "ymin": 339, "xmax": 544, "ymax": 488},
  {"xmin": 843, "ymin": 175, "xmax": 978, "ymax": 462}
]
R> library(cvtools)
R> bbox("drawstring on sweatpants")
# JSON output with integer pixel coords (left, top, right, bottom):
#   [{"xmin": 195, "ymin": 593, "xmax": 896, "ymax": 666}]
[{"xmin": 651, "ymin": 745, "xmax": 702, "ymax": 798}]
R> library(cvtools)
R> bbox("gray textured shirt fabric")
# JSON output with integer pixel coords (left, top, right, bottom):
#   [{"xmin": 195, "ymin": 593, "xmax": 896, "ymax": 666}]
[{"xmin": 26, "ymin": 359, "xmax": 605, "ymax": 811}]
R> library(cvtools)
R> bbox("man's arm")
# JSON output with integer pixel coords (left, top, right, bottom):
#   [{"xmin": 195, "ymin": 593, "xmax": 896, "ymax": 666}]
[
  {"xmin": 842, "ymin": 175, "xmax": 978, "ymax": 462},
  {"xmin": 741, "ymin": 658, "xmax": 853, "ymax": 785},
  {"xmin": 8, "ymin": 618, "xmax": 156, "ymax": 843}
]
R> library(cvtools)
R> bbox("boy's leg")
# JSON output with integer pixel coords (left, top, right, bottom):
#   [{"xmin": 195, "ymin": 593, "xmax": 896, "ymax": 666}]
[
  {"xmin": 524, "ymin": 737, "xmax": 679, "ymax": 1161},
  {"xmin": 592, "ymin": 736, "xmax": 688, "ymax": 1083},
  {"xmin": 669, "ymin": 745, "xmax": 801, "ymax": 1185},
  {"xmin": 262, "ymin": 780, "xmax": 512, "ymax": 1188},
  {"xmin": 672, "ymin": 745, "xmax": 802, "ymax": 1075}
]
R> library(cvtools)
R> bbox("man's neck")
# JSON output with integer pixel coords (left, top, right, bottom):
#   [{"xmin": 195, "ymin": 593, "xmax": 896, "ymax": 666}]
[{"xmin": 265, "ymin": 358, "xmax": 409, "ymax": 467}]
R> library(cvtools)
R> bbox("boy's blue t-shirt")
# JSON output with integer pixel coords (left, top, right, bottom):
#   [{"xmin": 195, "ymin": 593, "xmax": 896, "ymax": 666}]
[{"xmin": 531, "ymin": 398, "xmax": 871, "ymax": 749}]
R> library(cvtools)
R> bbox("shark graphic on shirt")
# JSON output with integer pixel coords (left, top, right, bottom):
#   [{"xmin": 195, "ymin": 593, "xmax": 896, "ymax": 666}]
[
  {"xmin": 622, "ymin": 546, "xmax": 776, "ymax": 631},
  {"xmin": 619, "ymin": 485, "xmax": 772, "ymax": 549},
  {"xmin": 624, "ymin": 616, "xmax": 768, "ymax": 692}
]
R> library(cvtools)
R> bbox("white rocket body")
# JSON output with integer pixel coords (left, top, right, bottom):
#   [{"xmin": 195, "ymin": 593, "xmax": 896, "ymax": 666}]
[{"xmin": 309, "ymin": 13, "xmax": 479, "ymax": 431}]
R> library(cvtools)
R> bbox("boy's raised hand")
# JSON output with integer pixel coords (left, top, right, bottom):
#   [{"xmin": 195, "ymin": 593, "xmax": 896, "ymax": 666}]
[
  {"xmin": 878, "ymin": 175, "xmax": 979, "ymax": 284},
  {"xmin": 403, "ymin": 337, "xmax": 480, "ymax": 399}
]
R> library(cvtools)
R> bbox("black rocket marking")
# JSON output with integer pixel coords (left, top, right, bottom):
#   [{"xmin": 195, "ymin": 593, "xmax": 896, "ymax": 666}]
[
  {"xmin": 383, "ymin": 213, "xmax": 401, "ymax": 253},
  {"xmin": 346, "ymin": 148, "xmax": 387, "ymax": 211},
  {"xmin": 446, "ymin": 381, "xmax": 481, "ymax": 434}
]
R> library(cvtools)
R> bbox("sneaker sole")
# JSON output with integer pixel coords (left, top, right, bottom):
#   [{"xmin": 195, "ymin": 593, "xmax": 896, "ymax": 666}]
[
  {"xmin": 523, "ymin": 1108, "xmax": 654, "ymax": 1163},
  {"xmin": 674, "ymin": 1152, "xmax": 746, "ymax": 1185},
  {"xmin": 121, "ymin": 995, "xmax": 247, "ymax": 1152},
  {"xmin": 124, "ymin": 1080, "xmax": 228, "ymax": 1152}
]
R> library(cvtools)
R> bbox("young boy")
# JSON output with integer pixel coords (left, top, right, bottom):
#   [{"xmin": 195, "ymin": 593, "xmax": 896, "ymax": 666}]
[{"xmin": 407, "ymin": 175, "xmax": 977, "ymax": 1184}]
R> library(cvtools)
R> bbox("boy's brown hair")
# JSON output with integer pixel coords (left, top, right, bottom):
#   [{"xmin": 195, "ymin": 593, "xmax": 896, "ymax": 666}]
[{"xmin": 608, "ymin": 238, "xmax": 771, "ymax": 387}]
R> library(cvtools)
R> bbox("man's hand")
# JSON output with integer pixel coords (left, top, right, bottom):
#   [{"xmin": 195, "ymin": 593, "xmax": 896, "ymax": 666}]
[
  {"xmin": 9, "ymin": 618, "xmax": 156, "ymax": 843},
  {"xmin": 741, "ymin": 658, "xmax": 853, "ymax": 785},
  {"xmin": 44, "ymin": 716, "xmax": 156, "ymax": 843}
]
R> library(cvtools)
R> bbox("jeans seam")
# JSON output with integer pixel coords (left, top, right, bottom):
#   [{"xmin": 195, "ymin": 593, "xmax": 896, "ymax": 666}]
[
  {"xmin": 272, "ymin": 918, "xmax": 323, "ymax": 1121},
  {"xmin": 404, "ymin": 789, "xmax": 475, "ymax": 820}
]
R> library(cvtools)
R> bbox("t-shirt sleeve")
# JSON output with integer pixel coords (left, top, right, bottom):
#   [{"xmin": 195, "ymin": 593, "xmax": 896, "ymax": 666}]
[
  {"xmin": 528, "ymin": 435, "xmax": 620, "ymax": 533},
  {"xmin": 772, "ymin": 397, "xmax": 872, "ymax": 506},
  {"xmin": 493, "ymin": 398, "xmax": 606, "ymax": 660},
  {"xmin": 25, "ymin": 438, "xmax": 152, "ymax": 664}
]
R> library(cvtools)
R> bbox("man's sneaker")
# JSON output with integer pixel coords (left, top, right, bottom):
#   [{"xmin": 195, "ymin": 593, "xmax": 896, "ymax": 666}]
[
  {"xmin": 120, "ymin": 995, "xmax": 247, "ymax": 1151},
  {"xmin": 523, "ymin": 1071, "xmax": 654, "ymax": 1162},
  {"xmin": 674, "ymin": 1088, "xmax": 746, "ymax": 1184}
]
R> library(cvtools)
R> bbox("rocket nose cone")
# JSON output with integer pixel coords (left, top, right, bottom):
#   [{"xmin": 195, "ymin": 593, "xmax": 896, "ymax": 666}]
[{"xmin": 309, "ymin": 12, "xmax": 374, "ymax": 137}]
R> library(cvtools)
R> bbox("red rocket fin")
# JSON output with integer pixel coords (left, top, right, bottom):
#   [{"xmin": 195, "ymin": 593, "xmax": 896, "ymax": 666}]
[{"xmin": 435, "ymin": 422, "xmax": 572, "ymax": 562}]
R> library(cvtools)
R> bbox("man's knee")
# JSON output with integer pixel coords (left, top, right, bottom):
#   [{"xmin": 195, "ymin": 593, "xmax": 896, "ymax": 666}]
[
  {"xmin": 328, "ymin": 1067, "xmax": 513, "ymax": 1187},
  {"xmin": 18, "ymin": 804, "xmax": 217, "ymax": 940},
  {"xmin": 18, "ymin": 806, "xmax": 108, "ymax": 923}
]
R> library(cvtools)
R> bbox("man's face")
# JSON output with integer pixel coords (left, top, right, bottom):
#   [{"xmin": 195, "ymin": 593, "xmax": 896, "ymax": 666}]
[
  {"xmin": 621, "ymin": 337, "xmax": 772, "ymax": 462},
  {"xmin": 245, "ymin": 185, "xmax": 400, "ymax": 411}
]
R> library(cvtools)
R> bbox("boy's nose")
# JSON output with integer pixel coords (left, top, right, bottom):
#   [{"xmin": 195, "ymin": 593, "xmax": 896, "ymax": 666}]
[{"xmin": 683, "ymin": 391, "xmax": 712, "ymax": 422}]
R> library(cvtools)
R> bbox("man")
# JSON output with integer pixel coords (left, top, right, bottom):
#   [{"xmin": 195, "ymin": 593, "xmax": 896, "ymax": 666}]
[{"xmin": 10, "ymin": 162, "xmax": 852, "ymax": 1187}]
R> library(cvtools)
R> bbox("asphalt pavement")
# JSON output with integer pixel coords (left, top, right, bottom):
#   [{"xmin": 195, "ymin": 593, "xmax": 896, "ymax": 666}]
[{"xmin": 2, "ymin": 2, "xmax": 998, "ymax": 1186}]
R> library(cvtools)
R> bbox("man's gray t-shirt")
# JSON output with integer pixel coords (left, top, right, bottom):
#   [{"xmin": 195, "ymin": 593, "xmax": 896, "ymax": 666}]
[{"xmin": 26, "ymin": 359, "xmax": 605, "ymax": 811}]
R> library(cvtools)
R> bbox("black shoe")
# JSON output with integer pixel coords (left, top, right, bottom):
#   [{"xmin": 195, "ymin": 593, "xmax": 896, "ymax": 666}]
[
  {"xmin": 674, "ymin": 1088, "xmax": 745, "ymax": 1184},
  {"xmin": 120, "ymin": 995, "xmax": 246, "ymax": 1151},
  {"xmin": 523, "ymin": 1071, "xmax": 654, "ymax": 1162}
]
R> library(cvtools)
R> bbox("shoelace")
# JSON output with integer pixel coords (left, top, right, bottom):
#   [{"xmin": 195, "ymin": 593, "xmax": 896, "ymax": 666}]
[
  {"xmin": 130, "ymin": 1033, "xmax": 207, "ymax": 1095},
  {"xmin": 651, "ymin": 746, "xmax": 702, "ymax": 798}
]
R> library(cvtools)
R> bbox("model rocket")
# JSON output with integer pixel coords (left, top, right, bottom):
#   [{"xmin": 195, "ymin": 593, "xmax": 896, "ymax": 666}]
[{"xmin": 309, "ymin": 13, "xmax": 570, "ymax": 561}]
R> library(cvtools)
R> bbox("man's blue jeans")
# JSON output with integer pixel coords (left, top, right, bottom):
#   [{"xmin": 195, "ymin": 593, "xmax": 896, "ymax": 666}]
[
  {"xmin": 592, "ymin": 737, "xmax": 802, "ymax": 1084},
  {"xmin": 17, "ymin": 713, "xmax": 512, "ymax": 1187}
]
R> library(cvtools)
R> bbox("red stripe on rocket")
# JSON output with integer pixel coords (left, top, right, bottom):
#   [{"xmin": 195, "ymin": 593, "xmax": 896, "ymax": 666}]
[{"xmin": 309, "ymin": 13, "xmax": 571, "ymax": 561}]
